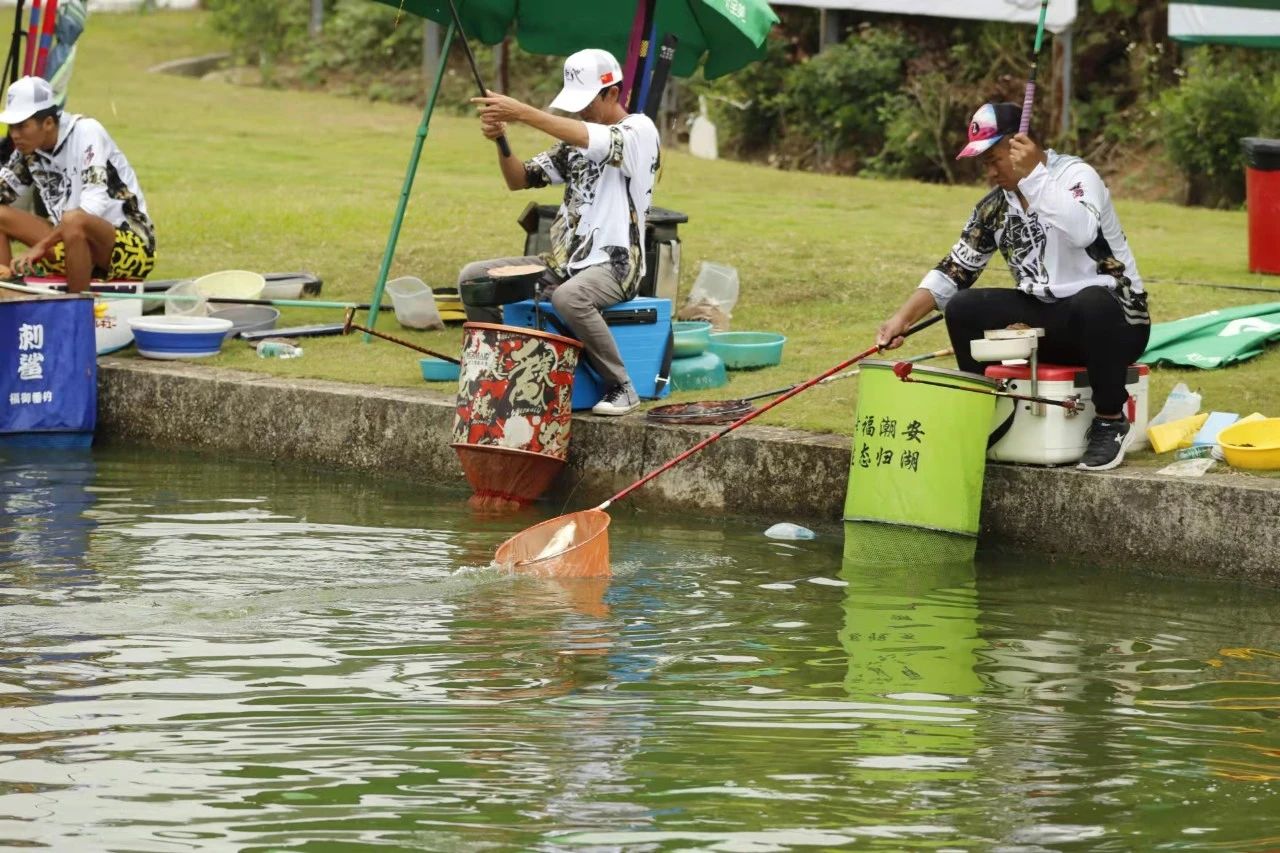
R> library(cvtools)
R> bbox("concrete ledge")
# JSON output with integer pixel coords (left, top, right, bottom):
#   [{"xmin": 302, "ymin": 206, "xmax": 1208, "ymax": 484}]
[{"xmin": 97, "ymin": 359, "xmax": 1280, "ymax": 585}]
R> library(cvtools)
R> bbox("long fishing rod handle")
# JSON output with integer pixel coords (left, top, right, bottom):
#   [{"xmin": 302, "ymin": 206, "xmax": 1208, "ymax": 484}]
[
  {"xmin": 496, "ymin": 135, "xmax": 512, "ymax": 158},
  {"xmin": 1019, "ymin": 81, "xmax": 1036, "ymax": 135}
]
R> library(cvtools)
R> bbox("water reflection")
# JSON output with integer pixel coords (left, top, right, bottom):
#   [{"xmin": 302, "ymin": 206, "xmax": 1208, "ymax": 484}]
[
  {"xmin": 4, "ymin": 450, "xmax": 1280, "ymax": 850},
  {"xmin": 0, "ymin": 448, "xmax": 97, "ymax": 591}
]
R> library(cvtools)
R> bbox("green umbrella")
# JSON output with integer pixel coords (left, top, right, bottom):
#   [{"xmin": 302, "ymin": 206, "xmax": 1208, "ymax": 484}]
[{"xmin": 372, "ymin": 0, "xmax": 779, "ymax": 79}]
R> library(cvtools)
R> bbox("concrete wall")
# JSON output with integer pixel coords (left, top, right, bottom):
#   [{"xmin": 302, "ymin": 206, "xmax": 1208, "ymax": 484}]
[{"xmin": 98, "ymin": 359, "xmax": 1280, "ymax": 585}]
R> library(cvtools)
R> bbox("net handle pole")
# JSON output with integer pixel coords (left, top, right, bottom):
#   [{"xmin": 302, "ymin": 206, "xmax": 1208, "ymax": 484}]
[
  {"xmin": 1019, "ymin": 0, "xmax": 1050, "ymax": 135},
  {"xmin": 597, "ymin": 313, "xmax": 944, "ymax": 511}
]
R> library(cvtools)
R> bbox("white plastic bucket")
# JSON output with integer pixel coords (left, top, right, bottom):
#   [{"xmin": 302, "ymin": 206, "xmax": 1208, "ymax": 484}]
[{"xmin": 387, "ymin": 276, "xmax": 444, "ymax": 330}]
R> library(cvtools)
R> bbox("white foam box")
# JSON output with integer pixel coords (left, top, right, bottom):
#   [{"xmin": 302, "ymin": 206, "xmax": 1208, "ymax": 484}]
[
  {"xmin": 984, "ymin": 363, "xmax": 1150, "ymax": 465},
  {"xmin": 503, "ymin": 297, "xmax": 673, "ymax": 410}
]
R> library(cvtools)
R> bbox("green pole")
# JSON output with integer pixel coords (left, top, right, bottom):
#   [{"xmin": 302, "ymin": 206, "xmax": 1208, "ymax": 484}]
[{"xmin": 363, "ymin": 20, "xmax": 457, "ymax": 342}]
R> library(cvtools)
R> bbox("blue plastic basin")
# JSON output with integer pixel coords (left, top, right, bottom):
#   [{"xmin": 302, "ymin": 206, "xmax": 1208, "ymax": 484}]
[
  {"xmin": 128, "ymin": 316, "xmax": 233, "ymax": 359},
  {"xmin": 420, "ymin": 357, "xmax": 461, "ymax": 382},
  {"xmin": 708, "ymin": 331, "xmax": 786, "ymax": 369}
]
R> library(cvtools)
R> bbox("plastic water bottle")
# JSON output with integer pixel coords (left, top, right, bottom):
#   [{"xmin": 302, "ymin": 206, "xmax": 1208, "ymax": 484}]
[
  {"xmin": 256, "ymin": 340, "xmax": 303, "ymax": 359},
  {"xmin": 1174, "ymin": 445, "xmax": 1214, "ymax": 460},
  {"xmin": 764, "ymin": 523, "xmax": 816, "ymax": 541}
]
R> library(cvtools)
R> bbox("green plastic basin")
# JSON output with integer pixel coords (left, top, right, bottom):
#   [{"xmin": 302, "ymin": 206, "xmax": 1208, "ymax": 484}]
[
  {"xmin": 670, "ymin": 350, "xmax": 727, "ymax": 391},
  {"xmin": 673, "ymin": 320, "xmax": 712, "ymax": 357},
  {"xmin": 708, "ymin": 331, "xmax": 786, "ymax": 369}
]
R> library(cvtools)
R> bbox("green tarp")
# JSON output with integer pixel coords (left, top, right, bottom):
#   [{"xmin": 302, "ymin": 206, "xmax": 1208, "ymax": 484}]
[{"xmin": 1140, "ymin": 302, "xmax": 1280, "ymax": 369}]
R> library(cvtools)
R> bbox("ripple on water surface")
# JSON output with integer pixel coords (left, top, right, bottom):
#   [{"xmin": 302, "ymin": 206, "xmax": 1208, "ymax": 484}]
[{"xmin": 3, "ymin": 448, "xmax": 1280, "ymax": 850}]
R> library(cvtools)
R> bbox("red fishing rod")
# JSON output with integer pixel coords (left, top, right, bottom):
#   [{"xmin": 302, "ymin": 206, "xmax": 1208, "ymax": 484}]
[{"xmin": 596, "ymin": 314, "xmax": 945, "ymax": 511}]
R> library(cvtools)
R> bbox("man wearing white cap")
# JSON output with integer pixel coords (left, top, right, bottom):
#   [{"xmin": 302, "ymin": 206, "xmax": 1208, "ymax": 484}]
[
  {"xmin": 0, "ymin": 75, "xmax": 154, "ymax": 293},
  {"xmin": 460, "ymin": 48, "xmax": 661, "ymax": 416}
]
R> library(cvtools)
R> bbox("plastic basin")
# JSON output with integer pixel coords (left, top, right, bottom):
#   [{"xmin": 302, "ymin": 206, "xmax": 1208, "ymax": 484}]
[
  {"xmin": 194, "ymin": 269, "xmax": 266, "ymax": 301},
  {"xmin": 128, "ymin": 315, "xmax": 233, "ymax": 359},
  {"xmin": 420, "ymin": 357, "xmax": 461, "ymax": 382},
  {"xmin": 673, "ymin": 320, "xmax": 712, "ymax": 358},
  {"xmin": 209, "ymin": 305, "xmax": 280, "ymax": 339},
  {"xmin": 670, "ymin": 350, "xmax": 727, "ymax": 391},
  {"xmin": 1218, "ymin": 417, "xmax": 1280, "ymax": 471},
  {"xmin": 708, "ymin": 331, "xmax": 786, "ymax": 369}
]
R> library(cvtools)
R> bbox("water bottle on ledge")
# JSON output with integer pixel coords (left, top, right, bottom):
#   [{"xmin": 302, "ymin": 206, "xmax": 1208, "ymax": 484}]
[{"xmin": 256, "ymin": 340, "xmax": 303, "ymax": 359}]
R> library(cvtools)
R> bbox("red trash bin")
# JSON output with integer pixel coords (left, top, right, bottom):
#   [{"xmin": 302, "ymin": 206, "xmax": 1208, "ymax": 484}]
[{"xmin": 1242, "ymin": 137, "xmax": 1280, "ymax": 276}]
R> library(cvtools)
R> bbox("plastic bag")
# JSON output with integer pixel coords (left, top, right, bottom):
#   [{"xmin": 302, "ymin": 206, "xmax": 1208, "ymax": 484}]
[
  {"xmin": 764, "ymin": 523, "xmax": 816, "ymax": 540},
  {"xmin": 1149, "ymin": 382, "xmax": 1202, "ymax": 428},
  {"xmin": 678, "ymin": 262, "xmax": 738, "ymax": 332},
  {"xmin": 1156, "ymin": 457, "xmax": 1215, "ymax": 477}
]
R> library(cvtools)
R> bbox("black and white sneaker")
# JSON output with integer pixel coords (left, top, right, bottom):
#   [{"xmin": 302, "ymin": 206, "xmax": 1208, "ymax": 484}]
[
  {"xmin": 592, "ymin": 381, "xmax": 640, "ymax": 416},
  {"xmin": 1077, "ymin": 417, "xmax": 1132, "ymax": 471}
]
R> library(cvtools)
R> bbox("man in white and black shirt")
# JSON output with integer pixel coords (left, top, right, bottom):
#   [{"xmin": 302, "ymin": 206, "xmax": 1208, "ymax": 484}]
[
  {"xmin": 461, "ymin": 49, "xmax": 661, "ymax": 416},
  {"xmin": 0, "ymin": 76, "xmax": 155, "ymax": 292},
  {"xmin": 878, "ymin": 102, "xmax": 1150, "ymax": 471}
]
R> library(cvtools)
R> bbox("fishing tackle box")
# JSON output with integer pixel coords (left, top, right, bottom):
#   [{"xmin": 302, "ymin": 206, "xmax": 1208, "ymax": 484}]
[{"xmin": 983, "ymin": 363, "xmax": 1150, "ymax": 465}]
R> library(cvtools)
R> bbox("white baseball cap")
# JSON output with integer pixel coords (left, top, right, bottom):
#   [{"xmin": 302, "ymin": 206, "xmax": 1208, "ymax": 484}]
[
  {"xmin": 549, "ymin": 49, "xmax": 623, "ymax": 114},
  {"xmin": 0, "ymin": 76, "xmax": 57, "ymax": 125}
]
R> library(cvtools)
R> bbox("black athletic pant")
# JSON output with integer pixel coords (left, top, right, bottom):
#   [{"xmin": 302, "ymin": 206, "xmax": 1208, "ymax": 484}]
[{"xmin": 944, "ymin": 287, "xmax": 1150, "ymax": 416}]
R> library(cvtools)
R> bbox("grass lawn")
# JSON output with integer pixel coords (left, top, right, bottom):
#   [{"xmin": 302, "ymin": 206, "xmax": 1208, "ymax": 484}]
[{"xmin": 77, "ymin": 10, "xmax": 1280, "ymax": 451}]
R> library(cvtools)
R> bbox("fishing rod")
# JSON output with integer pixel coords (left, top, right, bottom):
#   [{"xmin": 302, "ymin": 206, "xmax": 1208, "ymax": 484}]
[
  {"xmin": 0, "ymin": 280, "xmax": 390, "ymax": 312},
  {"xmin": 1020, "ymin": 0, "xmax": 1050, "ymax": 135},
  {"xmin": 446, "ymin": 0, "xmax": 512, "ymax": 158},
  {"xmin": 892, "ymin": 361, "xmax": 1083, "ymax": 412},
  {"xmin": 597, "ymin": 313, "xmax": 946, "ymax": 512},
  {"xmin": 1147, "ymin": 277, "xmax": 1280, "ymax": 296}
]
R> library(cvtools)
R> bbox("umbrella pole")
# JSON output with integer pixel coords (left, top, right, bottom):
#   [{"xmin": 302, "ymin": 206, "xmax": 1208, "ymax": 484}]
[
  {"xmin": 4, "ymin": 0, "xmax": 25, "ymax": 90},
  {"xmin": 363, "ymin": 20, "xmax": 456, "ymax": 343}
]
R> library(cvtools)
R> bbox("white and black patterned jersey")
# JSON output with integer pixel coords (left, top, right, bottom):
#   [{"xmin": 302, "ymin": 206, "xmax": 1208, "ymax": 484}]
[
  {"xmin": 920, "ymin": 151, "xmax": 1148, "ymax": 326},
  {"xmin": 0, "ymin": 113, "xmax": 154, "ymax": 251},
  {"xmin": 523, "ymin": 112, "xmax": 660, "ymax": 296}
]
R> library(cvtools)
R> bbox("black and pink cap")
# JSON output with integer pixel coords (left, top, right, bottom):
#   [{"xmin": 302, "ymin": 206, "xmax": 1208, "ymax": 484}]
[{"xmin": 956, "ymin": 102, "xmax": 1023, "ymax": 160}]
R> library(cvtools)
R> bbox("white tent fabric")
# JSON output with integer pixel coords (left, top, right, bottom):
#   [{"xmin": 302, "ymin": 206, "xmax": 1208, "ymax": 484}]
[
  {"xmin": 1169, "ymin": 2, "xmax": 1280, "ymax": 48},
  {"xmin": 777, "ymin": 0, "xmax": 1077, "ymax": 34}
]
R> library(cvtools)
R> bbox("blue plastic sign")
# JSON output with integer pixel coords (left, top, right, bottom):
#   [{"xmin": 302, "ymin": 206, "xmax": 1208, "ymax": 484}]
[{"xmin": 0, "ymin": 296, "xmax": 97, "ymax": 437}]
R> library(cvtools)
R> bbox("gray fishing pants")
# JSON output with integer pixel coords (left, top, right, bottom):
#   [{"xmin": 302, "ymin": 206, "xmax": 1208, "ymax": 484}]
[{"xmin": 458, "ymin": 256, "xmax": 631, "ymax": 389}]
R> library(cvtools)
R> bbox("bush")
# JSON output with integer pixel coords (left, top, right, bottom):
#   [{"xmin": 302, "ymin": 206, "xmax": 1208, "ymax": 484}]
[
  {"xmin": 866, "ymin": 72, "xmax": 967, "ymax": 182},
  {"xmin": 700, "ymin": 35, "xmax": 791, "ymax": 157},
  {"xmin": 1158, "ymin": 49, "xmax": 1280, "ymax": 207},
  {"xmin": 778, "ymin": 27, "xmax": 915, "ymax": 169},
  {"xmin": 304, "ymin": 2, "xmax": 424, "ymax": 76},
  {"xmin": 207, "ymin": 0, "xmax": 309, "ymax": 79}
]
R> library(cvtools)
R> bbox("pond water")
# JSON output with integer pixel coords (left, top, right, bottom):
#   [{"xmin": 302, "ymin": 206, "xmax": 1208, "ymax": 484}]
[{"xmin": 3, "ymin": 448, "xmax": 1279, "ymax": 851}]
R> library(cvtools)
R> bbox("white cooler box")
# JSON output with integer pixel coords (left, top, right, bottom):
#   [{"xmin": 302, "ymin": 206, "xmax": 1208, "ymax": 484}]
[{"xmin": 984, "ymin": 363, "xmax": 1150, "ymax": 465}]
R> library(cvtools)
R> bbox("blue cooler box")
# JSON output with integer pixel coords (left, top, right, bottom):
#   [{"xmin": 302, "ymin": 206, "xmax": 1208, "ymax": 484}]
[{"xmin": 503, "ymin": 296, "xmax": 673, "ymax": 410}]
